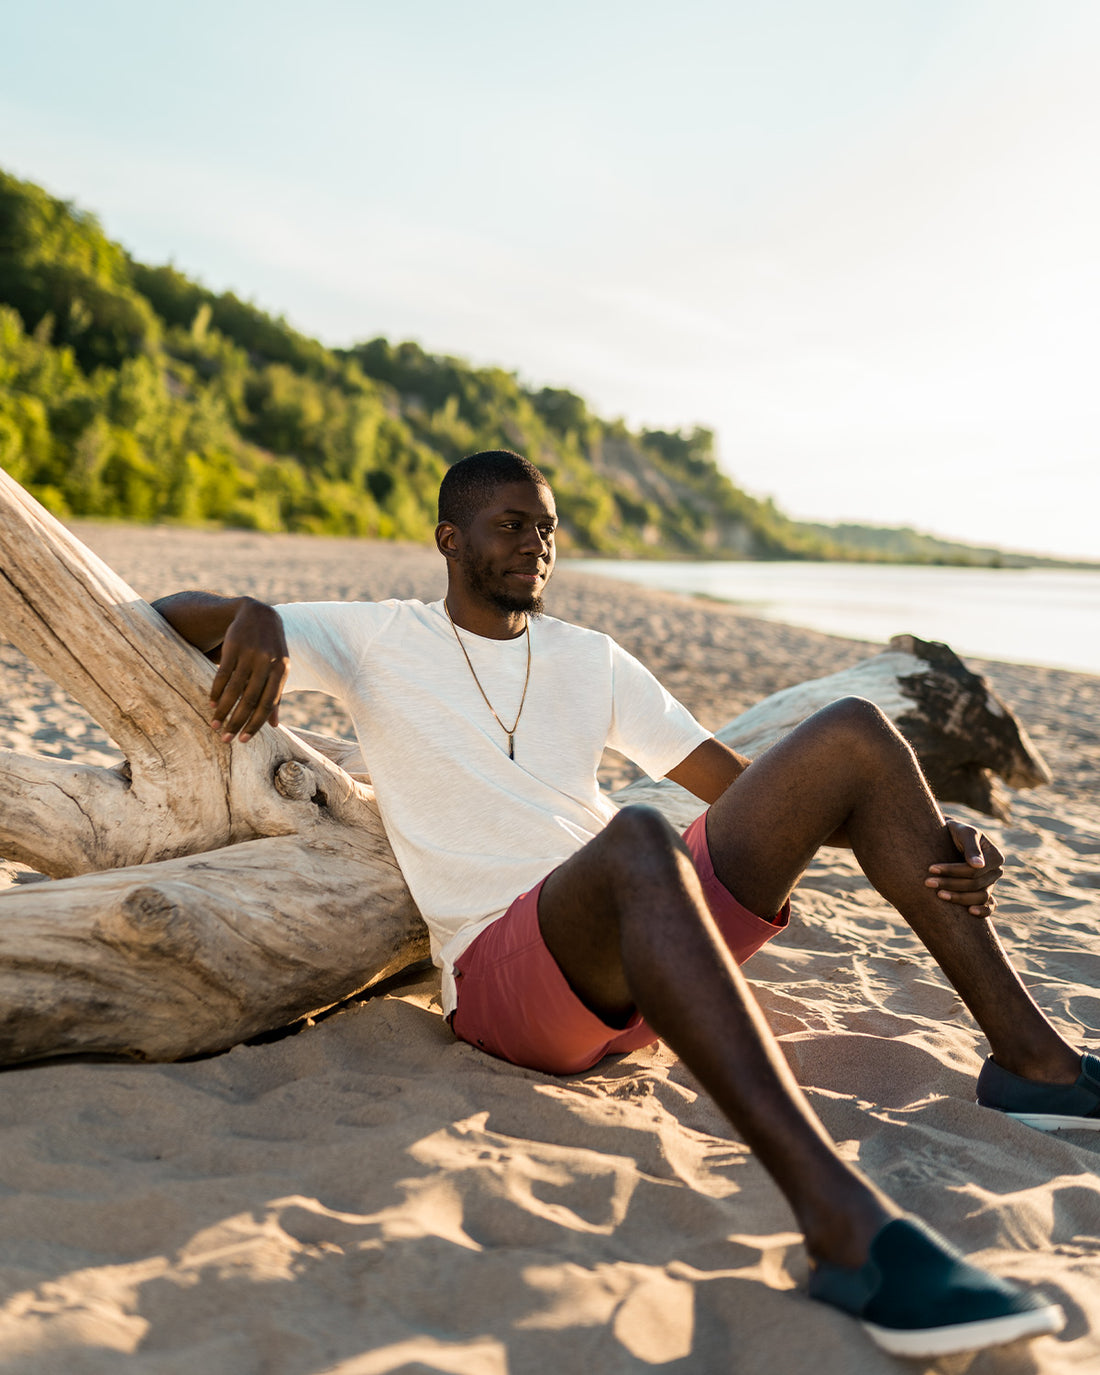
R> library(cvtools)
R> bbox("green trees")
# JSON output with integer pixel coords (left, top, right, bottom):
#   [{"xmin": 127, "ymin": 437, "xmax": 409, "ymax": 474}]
[
  {"xmin": 0, "ymin": 167, "xmax": 882, "ymax": 559},
  {"xmin": 0, "ymin": 173, "xmax": 440, "ymax": 538},
  {"xmin": 0, "ymin": 172, "xmax": 160, "ymax": 373}
]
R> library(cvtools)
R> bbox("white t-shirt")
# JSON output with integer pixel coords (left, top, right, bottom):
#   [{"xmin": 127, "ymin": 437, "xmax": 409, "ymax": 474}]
[{"xmin": 277, "ymin": 598, "xmax": 710, "ymax": 1014}]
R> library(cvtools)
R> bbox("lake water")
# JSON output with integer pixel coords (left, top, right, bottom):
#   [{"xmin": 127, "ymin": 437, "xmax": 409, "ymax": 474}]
[{"xmin": 567, "ymin": 560, "xmax": 1100, "ymax": 676}]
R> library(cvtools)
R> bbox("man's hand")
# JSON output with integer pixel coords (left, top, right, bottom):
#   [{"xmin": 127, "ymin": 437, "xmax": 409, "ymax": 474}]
[
  {"xmin": 208, "ymin": 599, "xmax": 289, "ymax": 743},
  {"xmin": 926, "ymin": 819, "xmax": 1004, "ymax": 918}
]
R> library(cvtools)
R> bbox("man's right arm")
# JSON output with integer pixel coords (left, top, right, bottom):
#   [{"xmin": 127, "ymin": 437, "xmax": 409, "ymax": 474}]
[{"xmin": 153, "ymin": 591, "xmax": 289, "ymax": 743}]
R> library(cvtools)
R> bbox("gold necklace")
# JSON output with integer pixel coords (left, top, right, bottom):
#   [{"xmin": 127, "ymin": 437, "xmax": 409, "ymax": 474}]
[{"xmin": 444, "ymin": 601, "xmax": 531, "ymax": 760}]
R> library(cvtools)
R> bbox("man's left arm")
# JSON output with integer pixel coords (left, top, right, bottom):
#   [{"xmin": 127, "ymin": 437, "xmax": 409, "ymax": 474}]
[
  {"xmin": 664, "ymin": 737, "xmax": 749, "ymax": 804},
  {"xmin": 665, "ymin": 737, "xmax": 1004, "ymax": 919}
]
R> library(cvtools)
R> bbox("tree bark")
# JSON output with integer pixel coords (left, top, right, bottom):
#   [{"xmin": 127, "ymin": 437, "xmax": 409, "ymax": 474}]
[
  {"xmin": 0, "ymin": 470, "xmax": 1050, "ymax": 1065},
  {"xmin": 0, "ymin": 832, "xmax": 426, "ymax": 1063},
  {"xmin": 0, "ymin": 467, "xmax": 382, "ymax": 876}
]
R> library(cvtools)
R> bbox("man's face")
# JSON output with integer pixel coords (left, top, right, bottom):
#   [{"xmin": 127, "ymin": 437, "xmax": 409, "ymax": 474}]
[{"xmin": 455, "ymin": 480, "xmax": 558, "ymax": 616}]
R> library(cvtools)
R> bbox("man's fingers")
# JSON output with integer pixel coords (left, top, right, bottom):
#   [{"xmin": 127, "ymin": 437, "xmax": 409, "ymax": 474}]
[
  {"xmin": 209, "ymin": 660, "xmax": 235, "ymax": 719},
  {"xmin": 205, "ymin": 601, "xmax": 289, "ymax": 743},
  {"xmin": 929, "ymin": 869, "xmax": 1006, "ymax": 891},
  {"xmin": 226, "ymin": 691, "xmax": 265, "ymax": 739},
  {"xmin": 932, "ymin": 887, "xmax": 997, "ymax": 919},
  {"xmin": 959, "ymin": 836, "xmax": 985, "ymax": 866},
  {"xmin": 209, "ymin": 658, "xmax": 286, "ymax": 741},
  {"xmin": 238, "ymin": 678, "xmax": 286, "ymax": 743},
  {"xmin": 941, "ymin": 819, "xmax": 997, "ymax": 868},
  {"xmin": 210, "ymin": 662, "xmax": 254, "ymax": 733},
  {"xmin": 936, "ymin": 885, "xmax": 997, "ymax": 905},
  {"xmin": 929, "ymin": 844, "xmax": 1004, "ymax": 882},
  {"xmin": 219, "ymin": 686, "xmax": 277, "ymax": 742},
  {"xmin": 928, "ymin": 821, "xmax": 1003, "ymax": 920},
  {"xmin": 964, "ymin": 827, "xmax": 985, "ymax": 866}
]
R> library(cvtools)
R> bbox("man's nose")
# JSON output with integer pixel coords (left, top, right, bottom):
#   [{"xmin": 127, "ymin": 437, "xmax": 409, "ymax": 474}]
[{"xmin": 520, "ymin": 528, "xmax": 549, "ymax": 556}]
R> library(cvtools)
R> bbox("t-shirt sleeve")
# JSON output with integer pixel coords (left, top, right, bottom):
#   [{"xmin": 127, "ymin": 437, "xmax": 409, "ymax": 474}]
[
  {"xmin": 605, "ymin": 640, "xmax": 712, "ymax": 780},
  {"xmin": 275, "ymin": 601, "xmax": 389, "ymax": 698}
]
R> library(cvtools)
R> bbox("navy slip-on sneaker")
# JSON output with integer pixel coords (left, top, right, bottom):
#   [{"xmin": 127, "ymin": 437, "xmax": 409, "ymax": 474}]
[
  {"xmin": 977, "ymin": 1051, "xmax": 1100, "ymax": 1131},
  {"xmin": 808, "ymin": 1218, "xmax": 1064, "ymax": 1358}
]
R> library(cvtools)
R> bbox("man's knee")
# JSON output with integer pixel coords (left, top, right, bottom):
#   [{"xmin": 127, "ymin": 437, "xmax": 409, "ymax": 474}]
[
  {"xmin": 810, "ymin": 696, "xmax": 906, "ymax": 760},
  {"xmin": 603, "ymin": 804, "xmax": 688, "ymax": 885}
]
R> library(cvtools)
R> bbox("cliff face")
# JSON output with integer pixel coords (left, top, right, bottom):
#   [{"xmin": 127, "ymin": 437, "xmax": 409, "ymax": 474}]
[{"xmin": 581, "ymin": 432, "xmax": 764, "ymax": 557}]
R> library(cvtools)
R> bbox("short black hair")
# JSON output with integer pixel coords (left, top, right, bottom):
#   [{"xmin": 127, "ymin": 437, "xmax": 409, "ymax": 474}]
[{"xmin": 437, "ymin": 450, "xmax": 550, "ymax": 530}]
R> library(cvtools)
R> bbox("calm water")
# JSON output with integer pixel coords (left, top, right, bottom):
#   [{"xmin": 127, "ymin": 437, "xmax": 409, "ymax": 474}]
[{"xmin": 567, "ymin": 560, "xmax": 1100, "ymax": 676}]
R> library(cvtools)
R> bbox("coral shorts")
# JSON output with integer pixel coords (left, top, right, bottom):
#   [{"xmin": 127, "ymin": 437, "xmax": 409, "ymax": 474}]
[{"xmin": 450, "ymin": 809, "xmax": 790, "ymax": 1075}]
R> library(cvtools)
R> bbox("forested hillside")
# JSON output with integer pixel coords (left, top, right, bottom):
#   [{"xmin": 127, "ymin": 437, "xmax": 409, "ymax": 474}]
[
  {"xmin": 2, "ymin": 169, "xmax": 1078, "ymax": 566},
  {"xmin": 0, "ymin": 169, "xmax": 856, "ymax": 557}
]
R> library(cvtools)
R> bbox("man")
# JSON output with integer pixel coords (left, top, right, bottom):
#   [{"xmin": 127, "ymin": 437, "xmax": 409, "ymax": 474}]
[{"xmin": 154, "ymin": 450, "xmax": 1097, "ymax": 1358}]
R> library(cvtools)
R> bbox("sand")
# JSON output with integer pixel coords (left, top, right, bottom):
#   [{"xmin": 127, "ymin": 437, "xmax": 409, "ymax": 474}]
[{"xmin": 0, "ymin": 522, "xmax": 1097, "ymax": 1374}]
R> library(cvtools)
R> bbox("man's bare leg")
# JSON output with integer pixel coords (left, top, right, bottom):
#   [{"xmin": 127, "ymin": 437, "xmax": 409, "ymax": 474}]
[
  {"xmin": 704, "ymin": 697, "xmax": 1079, "ymax": 1084},
  {"xmin": 537, "ymin": 805, "xmax": 898, "ymax": 1270},
  {"xmin": 537, "ymin": 695, "xmax": 1080, "ymax": 1271}
]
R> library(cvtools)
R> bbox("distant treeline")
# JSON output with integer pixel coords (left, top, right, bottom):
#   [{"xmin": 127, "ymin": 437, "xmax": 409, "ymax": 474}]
[
  {"xmin": 798, "ymin": 523, "xmax": 1086, "ymax": 569},
  {"xmin": 0, "ymin": 168, "xmax": 1071, "ymax": 565}
]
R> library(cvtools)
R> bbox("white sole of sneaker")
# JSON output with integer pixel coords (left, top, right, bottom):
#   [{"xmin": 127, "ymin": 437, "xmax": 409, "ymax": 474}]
[
  {"xmin": 1005, "ymin": 1110, "xmax": 1100, "ymax": 1131},
  {"xmin": 863, "ymin": 1303, "xmax": 1065, "ymax": 1357}
]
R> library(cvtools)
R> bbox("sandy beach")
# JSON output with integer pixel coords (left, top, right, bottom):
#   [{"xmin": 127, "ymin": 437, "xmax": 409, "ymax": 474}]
[{"xmin": 0, "ymin": 522, "xmax": 1097, "ymax": 1374}]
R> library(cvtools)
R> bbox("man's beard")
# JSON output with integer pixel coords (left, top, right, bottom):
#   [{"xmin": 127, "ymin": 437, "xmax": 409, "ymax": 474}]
[{"xmin": 462, "ymin": 552, "xmax": 547, "ymax": 617}]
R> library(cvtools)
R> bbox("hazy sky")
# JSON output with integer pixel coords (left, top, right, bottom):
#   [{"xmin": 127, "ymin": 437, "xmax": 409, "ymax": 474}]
[{"xmin": 4, "ymin": 1, "xmax": 1098, "ymax": 558}]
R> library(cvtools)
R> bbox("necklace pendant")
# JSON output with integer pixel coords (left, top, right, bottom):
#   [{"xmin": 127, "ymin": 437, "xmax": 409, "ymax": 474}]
[{"xmin": 444, "ymin": 601, "xmax": 530, "ymax": 767}]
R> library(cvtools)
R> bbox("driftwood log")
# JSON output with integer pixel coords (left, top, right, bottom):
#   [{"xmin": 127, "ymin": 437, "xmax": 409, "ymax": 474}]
[{"xmin": 0, "ymin": 469, "xmax": 1051, "ymax": 1065}]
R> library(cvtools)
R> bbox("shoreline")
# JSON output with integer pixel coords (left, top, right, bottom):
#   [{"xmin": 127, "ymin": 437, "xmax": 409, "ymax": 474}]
[
  {"xmin": 565, "ymin": 555, "xmax": 1100, "ymax": 680},
  {"xmin": 0, "ymin": 521, "xmax": 1097, "ymax": 1371}
]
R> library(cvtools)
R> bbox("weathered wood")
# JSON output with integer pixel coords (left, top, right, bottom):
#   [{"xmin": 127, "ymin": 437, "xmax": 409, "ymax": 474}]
[
  {"xmin": 0, "ymin": 469, "xmax": 426, "ymax": 1062},
  {"xmin": 0, "ymin": 833, "xmax": 426, "ymax": 1063},
  {"xmin": 0, "ymin": 466, "xmax": 383, "ymax": 876},
  {"xmin": 0, "ymin": 750, "xmax": 133, "ymax": 877},
  {"xmin": 0, "ymin": 470, "xmax": 1051, "ymax": 1065},
  {"xmin": 284, "ymin": 727, "xmax": 369, "ymax": 781}
]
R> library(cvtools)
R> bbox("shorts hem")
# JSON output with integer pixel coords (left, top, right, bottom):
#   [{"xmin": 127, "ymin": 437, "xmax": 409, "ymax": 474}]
[{"xmin": 451, "ymin": 808, "xmax": 788, "ymax": 1074}]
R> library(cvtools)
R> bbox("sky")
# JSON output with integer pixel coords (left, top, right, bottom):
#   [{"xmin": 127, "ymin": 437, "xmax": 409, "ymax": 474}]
[{"xmin": 3, "ymin": 0, "xmax": 1099, "ymax": 559}]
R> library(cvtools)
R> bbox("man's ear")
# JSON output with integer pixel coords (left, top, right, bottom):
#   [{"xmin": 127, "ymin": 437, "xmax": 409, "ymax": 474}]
[{"xmin": 435, "ymin": 521, "xmax": 461, "ymax": 561}]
